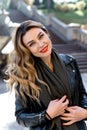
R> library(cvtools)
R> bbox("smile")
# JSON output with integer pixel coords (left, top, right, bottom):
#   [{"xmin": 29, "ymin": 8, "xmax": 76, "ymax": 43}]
[{"xmin": 40, "ymin": 46, "xmax": 48, "ymax": 53}]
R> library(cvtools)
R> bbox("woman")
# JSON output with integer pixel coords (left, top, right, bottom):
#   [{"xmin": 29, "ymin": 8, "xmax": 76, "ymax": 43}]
[{"xmin": 6, "ymin": 20, "xmax": 87, "ymax": 130}]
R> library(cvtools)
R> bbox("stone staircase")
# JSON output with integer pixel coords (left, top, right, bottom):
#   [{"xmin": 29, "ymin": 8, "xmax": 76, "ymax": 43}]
[
  {"xmin": 53, "ymin": 43, "xmax": 87, "ymax": 73},
  {"xmin": 1, "ymin": 9, "xmax": 87, "ymax": 73},
  {"xmin": 47, "ymin": 26, "xmax": 87, "ymax": 73}
]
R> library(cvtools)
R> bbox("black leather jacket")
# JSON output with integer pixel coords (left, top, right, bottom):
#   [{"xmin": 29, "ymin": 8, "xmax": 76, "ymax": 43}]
[{"xmin": 15, "ymin": 54, "xmax": 87, "ymax": 130}]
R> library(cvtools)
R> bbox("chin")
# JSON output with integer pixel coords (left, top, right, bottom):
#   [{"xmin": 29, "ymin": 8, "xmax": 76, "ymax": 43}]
[{"xmin": 41, "ymin": 51, "xmax": 51, "ymax": 57}]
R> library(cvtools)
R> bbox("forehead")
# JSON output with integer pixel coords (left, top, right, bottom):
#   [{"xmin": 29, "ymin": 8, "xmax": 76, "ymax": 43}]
[{"xmin": 22, "ymin": 27, "xmax": 44, "ymax": 42}]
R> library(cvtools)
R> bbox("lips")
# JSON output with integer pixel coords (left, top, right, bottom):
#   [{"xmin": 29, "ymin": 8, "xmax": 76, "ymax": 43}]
[{"xmin": 40, "ymin": 46, "xmax": 48, "ymax": 53}]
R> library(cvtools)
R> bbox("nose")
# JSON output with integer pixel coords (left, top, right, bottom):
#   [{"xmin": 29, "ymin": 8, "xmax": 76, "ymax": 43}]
[{"xmin": 37, "ymin": 40, "xmax": 44, "ymax": 47}]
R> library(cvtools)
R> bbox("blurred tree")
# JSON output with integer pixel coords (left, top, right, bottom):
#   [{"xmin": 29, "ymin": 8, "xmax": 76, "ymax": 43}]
[
  {"xmin": 24, "ymin": 0, "xmax": 34, "ymax": 5},
  {"xmin": 42, "ymin": 0, "xmax": 54, "ymax": 11},
  {"xmin": 33, "ymin": 0, "xmax": 40, "ymax": 6}
]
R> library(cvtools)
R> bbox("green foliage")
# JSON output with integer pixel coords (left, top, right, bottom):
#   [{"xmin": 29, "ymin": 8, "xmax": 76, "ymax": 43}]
[
  {"xmin": 40, "ymin": 8, "xmax": 87, "ymax": 25},
  {"xmin": 55, "ymin": 1, "xmax": 86, "ymax": 12},
  {"xmin": 55, "ymin": 10, "xmax": 87, "ymax": 24},
  {"xmin": 40, "ymin": 0, "xmax": 87, "ymax": 25},
  {"xmin": 76, "ymin": 1, "xmax": 86, "ymax": 10}
]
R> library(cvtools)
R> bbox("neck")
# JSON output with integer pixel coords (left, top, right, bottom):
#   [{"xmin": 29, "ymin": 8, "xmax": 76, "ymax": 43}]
[{"xmin": 41, "ymin": 55, "xmax": 53, "ymax": 71}]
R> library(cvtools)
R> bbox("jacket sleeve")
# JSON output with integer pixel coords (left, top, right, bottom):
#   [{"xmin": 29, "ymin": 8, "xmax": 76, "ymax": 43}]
[
  {"xmin": 59, "ymin": 54, "xmax": 87, "ymax": 109},
  {"xmin": 73, "ymin": 58, "xmax": 87, "ymax": 109},
  {"xmin": 15, "ymin": 88, "xmax": 49, "ymax": 128}
]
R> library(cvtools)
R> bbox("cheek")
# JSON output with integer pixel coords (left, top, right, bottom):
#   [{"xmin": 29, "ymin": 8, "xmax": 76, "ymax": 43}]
[
  {"xmin": 48, "ymin": 39, "xmax": 52, "ymax": 47},
  {"xmin": 29, "ymin": 46, "xmax": 38, "ymax": 55},
  {"xmin": 47, "ymin": 36, "xmax": 52, "ymax": 44}
]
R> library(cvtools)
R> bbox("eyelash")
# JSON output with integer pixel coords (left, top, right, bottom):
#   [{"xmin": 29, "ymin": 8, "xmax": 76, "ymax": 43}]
[
  {"xmin": 29, "ymin": 42, "xmax": 35, "ymax": 47},
  {"xmin": 39, "ymin": 34, "xmax": 44, "ymax": 39},
  {"xmin": 28, "ymin": 34, "xmax": 44, "ymax": 47}
]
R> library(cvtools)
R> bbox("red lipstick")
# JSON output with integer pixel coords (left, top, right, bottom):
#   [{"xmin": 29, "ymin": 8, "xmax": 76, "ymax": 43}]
[{"xmin": 40, "ymin": 46, "xmax": 48, "ymax": 53}]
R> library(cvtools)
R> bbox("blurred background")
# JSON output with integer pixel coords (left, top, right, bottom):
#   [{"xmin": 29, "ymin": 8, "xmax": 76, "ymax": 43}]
[
  {"xmin": 0, "ymin": 0, "xmax": 87, "ymax": 130},
  {"xmin": 0, "ymin": 0, "xmax": 87, "ymax": 75}
]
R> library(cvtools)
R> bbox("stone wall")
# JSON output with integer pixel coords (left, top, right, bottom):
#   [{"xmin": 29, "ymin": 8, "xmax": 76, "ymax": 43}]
[{"xmin": 17, "ymin": 0, "xmax": 87, "ymax": 44}]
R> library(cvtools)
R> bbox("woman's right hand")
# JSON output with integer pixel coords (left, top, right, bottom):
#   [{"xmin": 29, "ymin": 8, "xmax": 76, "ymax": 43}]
[{"xmin": 46, "ymin": 95, "xmax": 69, "ymax": 119}]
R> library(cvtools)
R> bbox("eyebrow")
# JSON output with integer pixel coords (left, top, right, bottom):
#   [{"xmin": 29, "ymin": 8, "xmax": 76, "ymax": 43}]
[{"xmin": 26, "ymin": 31, "xmax": 42, "ymax": 45}]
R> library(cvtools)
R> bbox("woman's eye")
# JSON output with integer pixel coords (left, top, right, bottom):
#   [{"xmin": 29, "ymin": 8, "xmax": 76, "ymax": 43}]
[
  {"xmin": 29, "ymin": 42, "xmax": 35, "ymax": 47},
  {"xmin": 39, "ymin": 34, "xmax": 44, "ymax": 39}
]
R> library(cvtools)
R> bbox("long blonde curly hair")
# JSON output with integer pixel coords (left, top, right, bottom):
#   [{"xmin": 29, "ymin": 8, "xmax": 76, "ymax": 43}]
[{"xmin": 6, "ymin": 20, "xmax": 49, "ymax": 104}]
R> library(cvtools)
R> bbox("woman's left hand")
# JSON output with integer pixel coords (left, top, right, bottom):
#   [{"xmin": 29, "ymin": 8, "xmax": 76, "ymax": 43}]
[{"xmin": 60, "ymin": 106, "xmax": 87, "ymax": 126}]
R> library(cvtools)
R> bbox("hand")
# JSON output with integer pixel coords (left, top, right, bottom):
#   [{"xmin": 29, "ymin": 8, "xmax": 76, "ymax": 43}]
[
  {"xmin": 60, "ymin": 106, "xmax": 87, "ymax": 126},
  {"xmin": 46, "ymin": 95, "xmax": 69, "ymax": 119}
]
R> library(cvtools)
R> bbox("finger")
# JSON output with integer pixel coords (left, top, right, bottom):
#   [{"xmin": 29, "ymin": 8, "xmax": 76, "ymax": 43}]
[
  {"xmin": 54, "ymin": 99, "xmax": 59, "ymax": 101},
  {"xmin": 66, "ymin": 107, "xmax": 74, "ymax": 112},
  {"xmin": 62, "ymin": 120, "xmax": 74, "ymax": 126},
  {"xmin": 60, "ymin": 95, "xmax": 67, "ymax": 103},
  {"xmin": 61, "ymin": 113, "xmax": 70, "ymax": 117},
  {"xmin": 66, "ymin": 106, "xmax": 77, "ymax": 111},
  {"xmin": 61, "ymin": 109, "xmax": 66, "ymax": 115},
  {"xmin": 63, "ymin": 99, "xmax": 69, "ymax": 105},
  {"xmin": 60, "ymin": 116, "xmax": 71, "ymax": 121},
  {"xmin": 51, "ymin": 99, "xmax": 59, "ymax": 103}
]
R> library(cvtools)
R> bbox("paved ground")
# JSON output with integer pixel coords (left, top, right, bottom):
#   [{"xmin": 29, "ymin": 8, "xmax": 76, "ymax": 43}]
[
  {"xmin": 0, "ymin": 89, "xmax": 28, "ymax": 130},
  {"xmin": 0, "ymin": 73, "xmax": 87, "ymax": 130}
]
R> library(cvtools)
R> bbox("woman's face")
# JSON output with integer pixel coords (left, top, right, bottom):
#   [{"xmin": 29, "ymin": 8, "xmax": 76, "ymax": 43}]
[{"xmin": 22, "ymin": 27, "xmax": 52, "ymax": 59}]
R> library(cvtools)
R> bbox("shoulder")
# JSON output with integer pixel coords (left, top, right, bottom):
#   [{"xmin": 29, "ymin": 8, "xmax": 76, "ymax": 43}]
[
  {"xmin": 52, "ymin": 48, "xmax": 76, "ymax": 65},
  {"xmin": 59, "ymin": 54, "xmax": 76, "ymax": 65}
]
